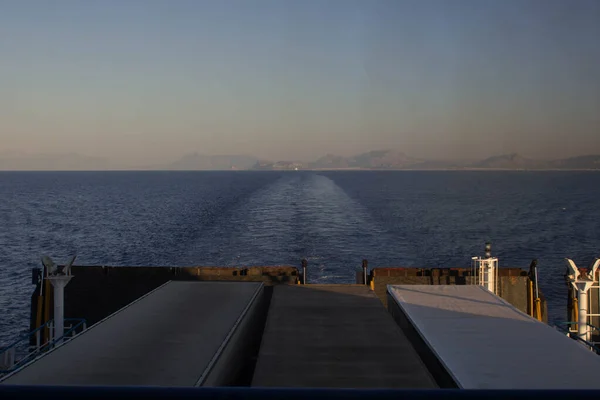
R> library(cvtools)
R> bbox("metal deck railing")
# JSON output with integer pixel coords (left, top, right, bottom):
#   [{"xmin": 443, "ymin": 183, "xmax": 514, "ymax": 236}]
[
  {"xmin": 0, "ymin": 318, "xmax": 86, "ymax": 374},
  {"xmin": 554, "ymin": 322, "xmax": 600, "ymax": 355}
]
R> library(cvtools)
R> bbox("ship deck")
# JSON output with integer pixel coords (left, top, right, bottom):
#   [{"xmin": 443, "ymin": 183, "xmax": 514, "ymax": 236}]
[
  {"xmin": 1, "ymin": 281, "xmax": 263, "ymax": 387},
  {"xmin": 387, "ymin": 285, "xmax": 600, "ymax": 389},
  {"xmin": 5, "ymin": 278, "xmax": 600, "ymax": 390},
  {"xmin": 251, "ymin": 285, "xmax": 437, "ymax": 388}
]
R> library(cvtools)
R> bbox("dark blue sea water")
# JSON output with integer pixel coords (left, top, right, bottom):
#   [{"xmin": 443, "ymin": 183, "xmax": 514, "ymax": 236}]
[{"xmin": 1, "ymin": 171, "xmax": 600, "ymax": 346}]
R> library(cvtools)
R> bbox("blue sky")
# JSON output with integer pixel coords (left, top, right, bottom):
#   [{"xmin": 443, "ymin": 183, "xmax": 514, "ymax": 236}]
[{"xmin": 1, "ymin": 0, "xmax": 599, "ymax": 164}]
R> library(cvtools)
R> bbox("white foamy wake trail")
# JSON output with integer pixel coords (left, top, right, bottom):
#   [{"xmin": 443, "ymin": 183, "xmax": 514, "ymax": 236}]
[{"xmin": 183, "ymin": 172, "xmax": 394, "ymax": 284}]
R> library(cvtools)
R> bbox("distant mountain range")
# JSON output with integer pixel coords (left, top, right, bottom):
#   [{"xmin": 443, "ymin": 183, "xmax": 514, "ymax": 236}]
[
  {"xmin": 469, "ymin": 153, "xmax": 600, "ymax": 170},
  {"xmin": 251, "ymin": 151, "xmax": 600, "ymax": 171},
  {"xmin": 160, "ymin": 153, "xmax": 259, "ymax": 170},
  {"xmin": 310, "ymin": 150, "xmax": 422, "ymax": 169},
  {"xmin": 1, "ymin": 150, "xmax": 600, "ymax": 171}
]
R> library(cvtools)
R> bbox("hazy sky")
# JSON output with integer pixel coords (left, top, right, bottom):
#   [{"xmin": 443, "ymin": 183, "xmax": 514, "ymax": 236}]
[{"xmin": 1, "ymin": 0, "xmax": 599, "ymax": 165}]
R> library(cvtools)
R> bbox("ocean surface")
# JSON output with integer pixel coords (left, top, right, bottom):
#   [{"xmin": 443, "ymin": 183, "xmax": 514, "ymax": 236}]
[{"xmin": 1, "ymin": 170, "xmax": 600, "ymax": 346}]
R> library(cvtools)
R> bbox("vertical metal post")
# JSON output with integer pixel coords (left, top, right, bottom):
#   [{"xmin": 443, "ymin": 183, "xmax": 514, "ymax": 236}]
[
  {"xmin": 528, "ymin": 260, "xmax": 536, "ymax": 317},
  {"xmin": 53, "ymin": 280, "xmax": 65, "ymax": 343},
  {"xmin": 5, "ymin": 348, "xmax": 16, "ymax": 369},
  {"xmin": 43, "ymin": 276, "xmax": 51, "ymax": 344},
  {"xmin": 579, "ymin": 289, "xmax": 589, "ymax": 342},
  {"xmin": 528, "ymin": 279, "xmax": 535, "ymax": 317},
  {"xmin": 362, "ymin": 259, "xmax": 368, "ymax": 286},
  {"xmin": 573, "ymin": 296, "xmax": 579, "ymax": 331},
  {"xmin": 534, "ymin": 262, "xmax": 542, "ymax": 321},
  {"xmin": 301, "ymin": 259, "xmax": 307, "ymax": 285}
]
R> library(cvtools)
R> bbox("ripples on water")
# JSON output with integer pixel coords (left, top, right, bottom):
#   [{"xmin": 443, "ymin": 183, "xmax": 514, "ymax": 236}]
[{"xmin": 1, "ymin": 170, "xmax": 600, "ymax": 345}]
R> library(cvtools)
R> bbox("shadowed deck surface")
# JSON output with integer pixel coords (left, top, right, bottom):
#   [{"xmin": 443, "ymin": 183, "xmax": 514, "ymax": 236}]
[
  {"xmin": 1, "ymin": 281, "xmax": 262, "ymax": 387},
  {"xmin": 251, "ymin": 285, "xmax": 437, "ymax": 388}
]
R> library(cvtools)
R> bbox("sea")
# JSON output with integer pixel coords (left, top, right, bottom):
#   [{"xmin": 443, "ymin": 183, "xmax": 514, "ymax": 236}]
[{"xmin": 1, "ymin": 170, "xmax": 600, "ymax": 346}]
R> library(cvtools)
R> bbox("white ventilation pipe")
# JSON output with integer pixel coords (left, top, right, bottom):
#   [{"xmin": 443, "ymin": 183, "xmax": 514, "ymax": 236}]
[
  {"xmin": 48, "ymin": 275, "xmax": 72, "ymax": 345},
  {"xmin": 43, "ymin": 255, "xmax": 76, "ymax": 346},
  {"xmin": 565, "ymin": 258, "xmax": 600, "ymax": 343}
]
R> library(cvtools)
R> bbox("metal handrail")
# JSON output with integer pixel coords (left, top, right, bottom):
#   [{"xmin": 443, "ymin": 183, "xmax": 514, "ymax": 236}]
[
  {"xmin": 555, "ymin": 321, "xmax": 600, "ymax": 332},
  {"xmin": 0, "ymin": 320, "xmax": 52, "ymax": 354},
  {"xmin": 554, "ymin": 324, "xmax": 600, "ymax": 355},
  {"xmin": 0, "ymin": 318, "xmax": 86, "ymax": 374}
]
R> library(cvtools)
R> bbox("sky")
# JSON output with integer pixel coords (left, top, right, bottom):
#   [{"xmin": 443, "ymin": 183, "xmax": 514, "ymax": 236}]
[{"xmin": 1, "ymin": 0, "xmax": 599, "ymax": 166}]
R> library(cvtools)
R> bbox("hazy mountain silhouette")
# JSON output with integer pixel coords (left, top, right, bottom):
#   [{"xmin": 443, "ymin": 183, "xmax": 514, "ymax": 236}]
[
  {"xmin": 348, "ymin": 150, "xmax": 422, "ymax": 168},
  {"xmin": 405, "ymin": 160, "xmax": 467, "ymax": 170},
  {"xmin": 470, "ymin": 154, "xmax": 600, "ymax": 170},
  {"xmin": 552, "ymin": 155, "xmax": 600, "ymax": 169},
  {"xmin": 470, "ymin": 153, "xmax": 550, "ymax": 169},
  {"xmin": 253, "ymin": 151, "xmax": 600, "ymax": 170},
  {"xmin": 2, "ymin": 150, "xmax": 600, "ymax": 171},
  {"xmin": 163, "ymin": 153, "xmax": 259, "ymax": 170},
  {"xmin": 310, "ymin": 154, "xmax": 351, "ymax": 169},
  {"xmin": 308, "ymin": 150, "xmax": 422, "ymax": 169},
  {"xmin": 252, "ymin": 159, "xmax": 304, "ymax": 170}
]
